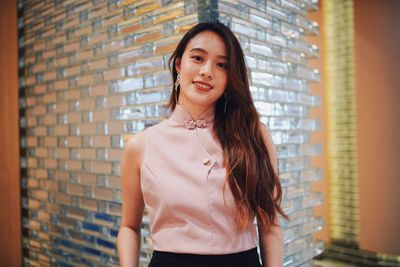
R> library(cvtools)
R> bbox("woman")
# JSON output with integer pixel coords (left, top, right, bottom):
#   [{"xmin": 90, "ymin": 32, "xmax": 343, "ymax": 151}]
[{"xmin": 117, "ymin": 22, "xmax": 287, "ymax": 267}]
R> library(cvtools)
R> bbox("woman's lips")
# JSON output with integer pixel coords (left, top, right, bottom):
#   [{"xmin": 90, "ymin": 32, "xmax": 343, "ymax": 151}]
[{"xmin": 193, "ymin": 81, "xmax": 213, "ymax": 91}]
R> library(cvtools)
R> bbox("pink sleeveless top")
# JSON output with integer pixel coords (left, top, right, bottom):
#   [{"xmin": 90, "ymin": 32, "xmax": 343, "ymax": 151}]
[{"xmin": 140, "ymin": 104, "xmax": 257, "ymax": 254}]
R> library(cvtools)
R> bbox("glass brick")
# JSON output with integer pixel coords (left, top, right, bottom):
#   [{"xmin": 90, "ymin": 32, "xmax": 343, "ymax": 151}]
[
  {"xmin": 114, "ymin": 78, "xmax": 143, "ymax": 93},
  {"xmin": 249, "ymin": 13, "xmax": 272, "ymax": 29},
  {"xmin": 252, "ymin": 72, "xmax": 283, "ymax": 87}
]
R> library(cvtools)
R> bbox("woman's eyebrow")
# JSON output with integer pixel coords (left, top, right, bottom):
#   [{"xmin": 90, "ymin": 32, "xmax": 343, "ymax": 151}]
[{"xmin": 189, "ymin": 47, "xmax": 228, "ymax": 60}]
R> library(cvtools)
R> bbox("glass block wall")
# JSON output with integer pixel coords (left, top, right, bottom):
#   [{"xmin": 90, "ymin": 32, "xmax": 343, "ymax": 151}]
[
  {"xmin": 217, "ymin": 1, "xmax": 324, "ymax": 265},
  {"xmin": 18, "ymin": 0, "xmax": 323, "ymax": 266}
]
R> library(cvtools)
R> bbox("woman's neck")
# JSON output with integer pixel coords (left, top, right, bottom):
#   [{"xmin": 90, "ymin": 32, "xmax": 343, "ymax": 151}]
[{"xmin": 177, "ymin": 102, "xmax": 214, "ymax": 120}]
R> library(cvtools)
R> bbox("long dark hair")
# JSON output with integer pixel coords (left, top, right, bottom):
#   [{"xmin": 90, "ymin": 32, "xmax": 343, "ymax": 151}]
[{"xmin": 168, "ymin": 22, "xmax": 287, "ymax": 230}]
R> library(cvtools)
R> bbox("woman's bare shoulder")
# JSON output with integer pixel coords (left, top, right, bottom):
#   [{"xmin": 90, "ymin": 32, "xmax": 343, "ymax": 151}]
[
  {"xmin": 123, "ymin": 131, "xmax": 146, "ymax": 168},
  {"xmin": 123, "ymin": 121, "xmax": 166, "ymax": 165},
  {"xmin": 125, "ymin": 131, "xmax": 145, "ymax": 150},
  {"xmin": 259, "ymin": 121, "xmax": 274, "ymax": 144},
  {"xmin": 259, "ymin": 121, "xmax": 278, "ymax": 171}
]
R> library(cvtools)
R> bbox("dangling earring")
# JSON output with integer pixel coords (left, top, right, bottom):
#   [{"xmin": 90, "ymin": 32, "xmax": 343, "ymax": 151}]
[
  {"xmin": 224, "ymin": 92, "xmax": 228, "ymax": 114},
  {"xmin": 174, "ymin": 73, "xmax": 180, "ymax": 104}
]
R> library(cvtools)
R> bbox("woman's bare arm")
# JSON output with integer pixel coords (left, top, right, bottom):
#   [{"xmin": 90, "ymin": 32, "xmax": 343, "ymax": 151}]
[
  {"xmin": 258, "ymin": 122, "xmax": 284, "ymax": 267},
  {"xmin": 117, "ymin": 133, "xmax": 145, "ymax": 267},
  {"xmin": 258, "ymin": 216, "xmax": 284, "ymax": 267}
]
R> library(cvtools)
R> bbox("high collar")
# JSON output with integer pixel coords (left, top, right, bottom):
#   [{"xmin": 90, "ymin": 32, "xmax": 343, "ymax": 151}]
[{"xmin": 168, "ymin": 104, "xmax": 215, "ymax": 128}]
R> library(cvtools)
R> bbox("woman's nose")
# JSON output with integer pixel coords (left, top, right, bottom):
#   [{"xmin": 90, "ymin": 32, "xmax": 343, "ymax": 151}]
[{"xmin": 199, "ymin": 62, "xmax": 214, "ymax": 80}]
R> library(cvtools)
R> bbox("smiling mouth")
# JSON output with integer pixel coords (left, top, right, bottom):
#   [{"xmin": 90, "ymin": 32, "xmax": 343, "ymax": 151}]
[{"xmin": 193, "ymin": 81, "xmax": 213, "ymax": 90}]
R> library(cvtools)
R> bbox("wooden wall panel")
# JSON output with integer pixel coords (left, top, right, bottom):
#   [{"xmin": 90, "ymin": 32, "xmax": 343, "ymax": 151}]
[
  {"xmin": 355, "ymin": 0, "xmax": 400, "ymax": 255},
  {"xmin": 0, "ymin": 0, "xmax": 21, "ymax": 266}
]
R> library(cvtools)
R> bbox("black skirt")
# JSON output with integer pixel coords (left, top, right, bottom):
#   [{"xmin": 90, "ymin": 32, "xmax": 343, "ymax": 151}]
[{"xmin": 148, "ymin": 247, "xmax": 262, "ymax": 267}]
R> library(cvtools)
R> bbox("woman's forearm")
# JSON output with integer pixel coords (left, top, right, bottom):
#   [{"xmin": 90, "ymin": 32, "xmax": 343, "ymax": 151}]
[
  {"xmin": 117, "ymin": 226, "xmax": 141, "ymax": 267},
  {"xmin": 259, "ymin": 224, "xmax": 284, "ymax": 267}
]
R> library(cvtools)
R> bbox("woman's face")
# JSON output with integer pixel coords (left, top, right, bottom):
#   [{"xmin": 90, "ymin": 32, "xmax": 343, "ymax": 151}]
[{"xmin": 176, "ymin": 30, "xmax": 228, "ymax": 110}]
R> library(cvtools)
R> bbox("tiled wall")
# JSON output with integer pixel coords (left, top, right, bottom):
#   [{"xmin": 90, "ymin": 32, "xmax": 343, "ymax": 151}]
[{"xmin": 19, "ymin": 0, "xmax": 322, "ymax": 266}]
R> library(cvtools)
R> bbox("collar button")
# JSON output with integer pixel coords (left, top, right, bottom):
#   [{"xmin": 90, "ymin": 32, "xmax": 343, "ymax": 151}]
[{"xmin": 203, "ymin": 158, "xmax": 210, "ymax": 165}]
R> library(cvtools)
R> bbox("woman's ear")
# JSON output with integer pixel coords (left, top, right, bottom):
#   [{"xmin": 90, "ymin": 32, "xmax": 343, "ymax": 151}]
[{"xmin": 175, "ymin": 58, "xmax": 181, "ymax": 73}]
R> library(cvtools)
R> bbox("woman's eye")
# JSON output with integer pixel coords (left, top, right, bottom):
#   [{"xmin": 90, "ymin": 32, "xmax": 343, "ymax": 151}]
[
  {"xmin": 217, "ymin": 63, "xmax": 227, "ymax": 69},
  {"xmin": 191, "ymin": 56, "xmax": 203, "ymax": 62}
]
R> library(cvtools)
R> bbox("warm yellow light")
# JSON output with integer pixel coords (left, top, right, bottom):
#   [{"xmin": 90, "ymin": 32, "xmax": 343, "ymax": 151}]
[{"xmin": 323, "ymin": 0, "xmax": 360, "ymax": 242}]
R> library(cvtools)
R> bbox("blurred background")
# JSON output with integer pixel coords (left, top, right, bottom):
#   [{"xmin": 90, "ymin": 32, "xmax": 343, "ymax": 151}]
[{"xmin": 0, "ymin": 0, "xmax": 399, "ymax": 266}]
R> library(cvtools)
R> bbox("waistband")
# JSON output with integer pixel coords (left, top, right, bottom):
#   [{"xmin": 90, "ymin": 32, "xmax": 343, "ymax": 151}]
[{"xmin": 151, "ymin": 247, "xmax": 261, "ymax": 267}]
